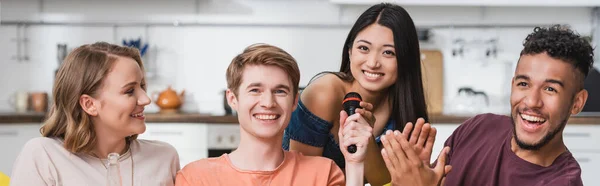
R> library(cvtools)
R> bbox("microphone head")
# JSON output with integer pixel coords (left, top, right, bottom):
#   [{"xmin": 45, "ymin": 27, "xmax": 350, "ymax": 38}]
[{"xmin": 342, "ymin": 92, "xmax": 362, "ymax": 112}]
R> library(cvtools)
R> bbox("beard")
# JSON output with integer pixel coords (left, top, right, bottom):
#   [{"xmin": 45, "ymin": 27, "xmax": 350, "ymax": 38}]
[{"xmin": 511, "ymin": 114, "xmax": 568, "ymax": 151}]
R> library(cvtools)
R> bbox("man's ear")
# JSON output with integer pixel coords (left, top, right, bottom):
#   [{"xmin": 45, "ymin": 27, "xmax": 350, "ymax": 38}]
[
  {"xmin": 226, "ymin": 89, "xmax": 238, "ymax": 111},
  {"xmin": 80, "ymin": 94, "xmax": 98, "ymax": 116},
  {"xmin": 571, "ymin": 89, "xmax": 589, "ymax": 115}
]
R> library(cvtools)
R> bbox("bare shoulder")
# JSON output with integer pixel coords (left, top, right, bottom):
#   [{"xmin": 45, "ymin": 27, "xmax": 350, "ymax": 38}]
[{"xmin": 301, "ymin": 73, "xmax": 347, "ymax": 123}]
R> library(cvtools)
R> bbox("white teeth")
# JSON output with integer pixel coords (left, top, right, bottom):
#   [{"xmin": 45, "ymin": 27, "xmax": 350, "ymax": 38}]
[
  {"xmin": 130, "ymin": 113, "xmax": 144, "ymax": 117},
  {"xmin": 255, "ymin": 114, "xmax": 278, "ymax": 120},
  {"xmin": 364, "ymin": 71, "xmax": 383, "ymax": 78},
  {"xmin": 521, "ymin": 114, "xmax": 546, "ymax": 123}
]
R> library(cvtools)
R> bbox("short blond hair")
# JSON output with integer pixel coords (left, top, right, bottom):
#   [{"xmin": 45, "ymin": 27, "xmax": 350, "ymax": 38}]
[
  {"xmin": 41, "ymin": 42, "xmax": 145, "ymax": 154},
  {"xmin": 226, "ymin": 43, "xmax": 300, "ymax": 96}
]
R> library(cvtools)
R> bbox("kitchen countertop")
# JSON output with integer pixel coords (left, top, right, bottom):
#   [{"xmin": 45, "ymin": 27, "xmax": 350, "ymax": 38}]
[
  {"xmin": 0, "ymin": 112, "xmax": 239, "ymax": 124},
  {"xmin": 1, "ymin": 112, "xmax": 600, "ymax": 125}
]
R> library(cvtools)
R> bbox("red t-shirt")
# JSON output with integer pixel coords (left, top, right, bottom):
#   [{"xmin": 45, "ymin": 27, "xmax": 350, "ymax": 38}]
[{"xmin": 442, "ymin": 113, "xmax": 583, "ymax": 186}]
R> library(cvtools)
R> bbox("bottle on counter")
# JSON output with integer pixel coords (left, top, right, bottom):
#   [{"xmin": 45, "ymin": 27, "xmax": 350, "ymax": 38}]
[{"xmin": 106, "ymin": 152, "xmax": 122, "ymax": 186}]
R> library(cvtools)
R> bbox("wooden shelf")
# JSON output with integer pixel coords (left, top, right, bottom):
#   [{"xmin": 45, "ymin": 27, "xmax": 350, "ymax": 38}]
[{"xmin": 2, "ymin": 112, "xmax": 599, "ymax": 125}]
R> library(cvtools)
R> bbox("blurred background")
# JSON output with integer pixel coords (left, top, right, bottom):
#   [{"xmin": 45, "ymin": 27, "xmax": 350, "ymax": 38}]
[
  {"xmin": 1, "ymin": 0, "xmax": 599, "ymax": 115},
  {"xmin": 0, "ymin": 0, "xmax": 599, "ymax": 184}
]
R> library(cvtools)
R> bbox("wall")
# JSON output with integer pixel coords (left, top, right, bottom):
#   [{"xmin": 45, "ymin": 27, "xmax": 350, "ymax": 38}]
[{"xmin": 0, "ymin": 0, "xmax": 596, "ymax": 114}]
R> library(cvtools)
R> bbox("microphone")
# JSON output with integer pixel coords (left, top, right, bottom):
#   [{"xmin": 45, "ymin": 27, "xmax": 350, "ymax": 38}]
[{"xmin": 342, "ymin": 92, "xmax": 362, "ymax": 154}]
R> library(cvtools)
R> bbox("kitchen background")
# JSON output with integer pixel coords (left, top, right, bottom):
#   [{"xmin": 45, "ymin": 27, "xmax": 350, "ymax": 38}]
[{"xmin": 1, "ymin": 0, "xmax": 599, "ymax": 185}]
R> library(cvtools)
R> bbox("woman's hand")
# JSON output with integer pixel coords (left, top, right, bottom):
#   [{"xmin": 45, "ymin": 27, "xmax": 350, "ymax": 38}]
[
  {"xmin": 381, "ymin": 130, "xmax": 452, "ymax": 186},
  {"xmin": 355, "ymin": 101, "xmax": 376, "ymax": 127},
  {"xmin": 338, "ymin": 110, "xmax": 373, "ymax": 163}
]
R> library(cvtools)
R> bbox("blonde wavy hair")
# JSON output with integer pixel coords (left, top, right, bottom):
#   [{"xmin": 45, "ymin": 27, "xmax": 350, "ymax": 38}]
[{"xmin": 41, "ymin": 42, "xmax": 145, "ymax": 154}]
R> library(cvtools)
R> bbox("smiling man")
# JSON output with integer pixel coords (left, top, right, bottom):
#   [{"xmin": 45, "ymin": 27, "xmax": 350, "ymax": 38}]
[
  {"xmin": 381, "ymin": 25, "xmax": 594, "ymax": 186},
  {"xmin": 174, "ymin": 44, "xmax": 369, "ymax": 186},
  {"xmin": 441, "ymin": 25, "xmax": 592, "ymax": 185}
]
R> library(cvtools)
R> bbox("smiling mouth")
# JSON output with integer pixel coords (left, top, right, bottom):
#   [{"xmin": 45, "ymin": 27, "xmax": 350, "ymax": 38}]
[
  {"xmin": 520, "ymin": 113, "xmax": 547, "ymax": 124},
  {"xmin": 130, "ymin": 112, "xmax": 145, "ymax": 118},
  {"xmin": 362, "ymin": 70, "xmax": 384, "ymax": 78},
  {"xmin": 253, "ymin": 114, "xmax": 281, "ymax": 120}
]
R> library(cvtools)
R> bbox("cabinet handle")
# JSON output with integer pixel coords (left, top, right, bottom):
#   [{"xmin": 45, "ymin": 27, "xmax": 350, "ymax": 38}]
[
  {"xmin": 150, "ymin": 131, "xmax": 183, "ymax": 136},
  {"xmin": 564, "ymin": 132, "xmax": 591, "ymax": 137},
  {"xmin": 0, "ymin": 130, "xmax": 19, "ymax": 136},
  {"xmin": 576, "ymin": 158, "xmax": 590, "ymax": 163}
]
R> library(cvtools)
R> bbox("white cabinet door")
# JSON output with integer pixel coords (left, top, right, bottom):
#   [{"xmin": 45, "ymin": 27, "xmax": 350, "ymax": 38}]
[
  {"xmin": 571, "ymin": 151, "xmax": 600, "ymax": 186},
  {"xmin": 206, "ymin": 124, "xmax": 240, "ymax": 150},
  {"xmin": 565, "ymin": 125, "xmax": 600, "ymax": 186},
  {"xmin": 138, "ymin": 123, "xmax": 207, "ymax": 168},
  {"xmin": 0, "ymin": 123, "xmax": 42, "ymax": 176},
  {"xmin": 430, "ymin": 123, "xmax": 460, "ymax": 163},
  {"xmin": 563, "ymin": 125, "xmax": 600, "ymax": 151},
  {"xmin": 0, "ymin": 26, "xmax": 18, "ymax": 64}
]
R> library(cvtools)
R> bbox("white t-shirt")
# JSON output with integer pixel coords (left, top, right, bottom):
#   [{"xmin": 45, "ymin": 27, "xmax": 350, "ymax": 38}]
[{"xmin": 10, "ymin": 137, "xmax": 180, "ymax": 186}]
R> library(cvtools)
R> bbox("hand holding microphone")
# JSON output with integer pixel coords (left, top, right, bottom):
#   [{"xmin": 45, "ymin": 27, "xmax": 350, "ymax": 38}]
[
  {"xmin": 342, "ymin": 92, "xmax": 362, "ymax": 153},
  {"xmin": 339, "ymin": 92, "xmax": 374, "ymax": 163}
]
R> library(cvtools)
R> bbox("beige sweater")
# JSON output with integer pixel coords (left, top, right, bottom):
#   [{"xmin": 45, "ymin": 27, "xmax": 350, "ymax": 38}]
[{"xmin": 10, "ymin": 137, "xmax": 180, "ymax": 186}]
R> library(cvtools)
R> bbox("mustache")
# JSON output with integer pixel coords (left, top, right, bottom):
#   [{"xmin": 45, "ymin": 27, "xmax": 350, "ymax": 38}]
[{"xmin": 518, "ymin": 107, "xmax": 545, "ymax": 116}]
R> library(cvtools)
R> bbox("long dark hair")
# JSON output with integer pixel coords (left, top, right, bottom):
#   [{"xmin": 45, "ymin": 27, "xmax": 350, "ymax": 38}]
[{"xmin": 318, "ymin": 3, "xmax": 428, "ymax": 131}]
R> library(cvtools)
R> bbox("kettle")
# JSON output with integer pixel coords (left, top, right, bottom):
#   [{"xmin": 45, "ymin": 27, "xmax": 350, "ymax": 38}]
[
  {"xmin": 153, "ymin": 86, "xmax": 185, "ymax": 113},
  {"xmin": 445, "ymin": 87, "xmax": 489, "ymax": 116}
]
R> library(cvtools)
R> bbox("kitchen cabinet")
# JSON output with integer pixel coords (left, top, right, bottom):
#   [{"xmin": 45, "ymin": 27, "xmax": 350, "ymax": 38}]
[
  {"xmin": 206, "ymin": 124, "xmax": 240, "ymax": 150},
  {"xmin": 139, "ymin": 123, "xmax": 242, "ymax": 168},
  {"xmin": 430, "ymin": 123, "xmax": 460, "ymax": 163},
  {"xmin": 0, "ymin": 26, "xmax": 18, "ymax": 63},
  {"xmin": 0, "ymin": 123, "xmax": 42, "ymax": 176},
  {"xmin": 572, "ymin": 151, "xmax": 600, "ymax": 186},
  {"xmin": 563, "ymin": 125, "xmax": 600, "ymax": 151},
  {"xmin": 138, "ymin": 123, "xmax": 208, "ymax": 168},
  {"xmin": 565, "ymin": 124, "xmax": 600, "ymax": 186},
  {"xmin": 329, "ymin": 0, "xmax": 600, "ymax": 7}
]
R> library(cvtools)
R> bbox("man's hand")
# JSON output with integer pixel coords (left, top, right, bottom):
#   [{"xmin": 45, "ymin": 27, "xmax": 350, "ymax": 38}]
[
  {"xmin": 381, "ymin": 130, "xmax": 451, "ymax": 186},
  {"xmin": 401, "ymin": 118, "xmax": 437, "ymax": 167}
]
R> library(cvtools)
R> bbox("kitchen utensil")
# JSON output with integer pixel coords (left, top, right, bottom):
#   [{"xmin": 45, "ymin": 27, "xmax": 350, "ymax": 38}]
[
  {"xmin": 417, "ymin": 28, "xmax": 432, "ymax": 41},
  {"xmin": 180, "ymin": 93, "xmax": 200, "ymax": 113},
  {"xmin": 446, "ymin": 87, "xmax": 489, "ymax": 116},
  {"xmin": 8, "ymin": 91, "xmax": 29, "ymax": 112},
  {"xmin": 122, "ymin": 38, "xmax": 149, "ymax": 57},
  {"xmin": 29, "ymin": 92, "xmax": 48, "ymax": 112},
  {"xmin": 57, "ymin": 44, "xmax": 68, "ymax": 65},
  {"xmin": 420, "ymin": 50, "xmax": 444, "ymax": 115},
  {"xmin": 153, "ymin": 86, "xmax": 185, "ymax": 114},
  {"xmin": 222, "ymin": 90, "xmax": 233, "ymax": 115}
]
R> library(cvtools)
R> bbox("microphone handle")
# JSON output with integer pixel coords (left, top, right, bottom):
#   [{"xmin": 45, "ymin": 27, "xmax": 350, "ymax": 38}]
[{"xmin": 346, "ymin": 106, "xmax": 358, "ymax": 154}]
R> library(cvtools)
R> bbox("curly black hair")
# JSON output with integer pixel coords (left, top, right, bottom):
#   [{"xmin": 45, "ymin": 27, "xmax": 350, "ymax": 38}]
[{"xmin": 520, "ymin": 25, "xmax": 595, "ymax": 79}]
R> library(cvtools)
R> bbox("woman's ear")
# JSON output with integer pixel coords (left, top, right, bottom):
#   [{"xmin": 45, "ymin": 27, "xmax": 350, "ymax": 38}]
[{"xmin": 80, "ymin": 94, "xmax": 98, "ymax": 116}]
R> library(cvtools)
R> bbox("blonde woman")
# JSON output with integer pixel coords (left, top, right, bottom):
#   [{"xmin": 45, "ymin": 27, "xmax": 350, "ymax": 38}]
[{"xmin": 10, "ymin": 42, "xmax": 180, "ymax": 186}]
